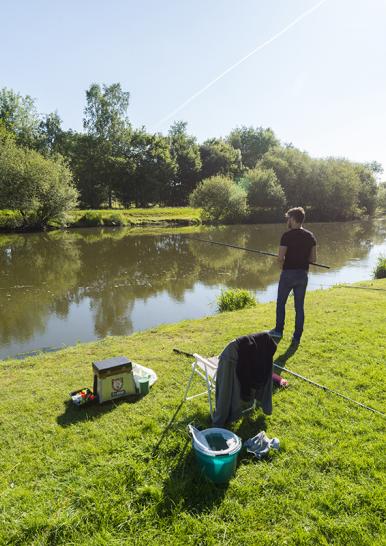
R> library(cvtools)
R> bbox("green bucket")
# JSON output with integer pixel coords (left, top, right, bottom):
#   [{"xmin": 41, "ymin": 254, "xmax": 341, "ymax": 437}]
[{"xmin": 190, "ymin": 427, "xmax": 242, "ymax": 484}]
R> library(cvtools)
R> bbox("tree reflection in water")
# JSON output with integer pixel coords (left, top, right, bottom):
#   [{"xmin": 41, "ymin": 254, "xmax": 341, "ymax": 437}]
[{"xmin": 0, "ymin": 218, "xmax": 385, "ymax": 358}]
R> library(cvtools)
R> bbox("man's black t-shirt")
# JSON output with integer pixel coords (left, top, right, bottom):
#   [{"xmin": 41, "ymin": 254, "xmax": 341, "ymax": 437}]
[{"xmin": 280, "ymin": 228, "xmax": 316, "ymax": 271}]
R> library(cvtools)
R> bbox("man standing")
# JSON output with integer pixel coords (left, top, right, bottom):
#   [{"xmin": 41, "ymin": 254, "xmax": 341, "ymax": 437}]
[{"xmin": 269, "ymin": 207, "xmax": 317, "ymax": 345}]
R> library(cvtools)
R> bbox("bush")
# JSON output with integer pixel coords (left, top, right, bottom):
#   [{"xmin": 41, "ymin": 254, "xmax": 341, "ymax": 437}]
[
  {"xmin": 217, "ymin": 288, "xmax": 257, "ymax": 312},
  {"xmin": 307, "ymin": 159, "xmax": 362, "ymax": 220},
  {"xmin": 373, "ymin": 256, "xmax": 386, "ymax": 279},
  {"xmin": 189, "ymin": 175, "xmax": 247, "ymax": 223},
  {"xmin": 102, "ymin": 213, "xmax": 125, "ymax": 226},
  {"xmin": 0, "ymin": 210, "xmax": 23, "ymax": 230},
  {"xmin": 0, "ymin": 138, "xmax": 78, "ymax": 228},
  {"xmin": 79, "ymin": 211, "xmax": 104, "ymax": 226},
  {"xmin": 244, "ymin": 167, "xmax": 285, "ymax": 209},
  {"xmin": 377, "ymin": 182, "xmax": 386, "ymax": 212}
]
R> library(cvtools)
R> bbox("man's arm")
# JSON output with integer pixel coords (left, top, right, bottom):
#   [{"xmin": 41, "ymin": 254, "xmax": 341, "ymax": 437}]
[
  {"xmin": 278, "ymin": 245, "xmax": 287, "ymax": 267},
  {"xmin": 309, "ymin": 245, "xmax": 317, "ymax": 264}
]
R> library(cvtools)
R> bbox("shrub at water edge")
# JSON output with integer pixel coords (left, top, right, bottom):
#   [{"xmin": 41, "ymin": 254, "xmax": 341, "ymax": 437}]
[
  {"xmin": 217, "ymin": 288, "xmax": 257, "ymax": 312},
  {"xmin": 102, "ymin": 212, "xmax": 126, "ymax": 226},
  {"xmin": 189, "ymin": 175, "xmax": 247, "ymax": 223},
  {"xmin": 373, "ymin": 256, "xmax": 386, "ymax": 279},
  {"xmin": 0, "ymin": 136, "xmax": 78, "ymax": 229},
  {"xmin": 79, "ymin": 211, "xmax": 104, "ymax": 226}
]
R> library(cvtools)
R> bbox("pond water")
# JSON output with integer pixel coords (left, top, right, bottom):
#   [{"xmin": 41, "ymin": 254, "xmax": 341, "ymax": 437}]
[{"xmin": 0, "ymin": 218, "xmax": 385, "ymax": 359}]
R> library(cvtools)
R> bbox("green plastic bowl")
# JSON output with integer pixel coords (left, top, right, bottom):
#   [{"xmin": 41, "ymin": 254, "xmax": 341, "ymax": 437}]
[
  {"xmin": 195, "ymin": 447, "xmax": 240, "ymax": 483},
  {"xmin": 193, "ymin": 429, "xmax": 242, "ymax": 483}
]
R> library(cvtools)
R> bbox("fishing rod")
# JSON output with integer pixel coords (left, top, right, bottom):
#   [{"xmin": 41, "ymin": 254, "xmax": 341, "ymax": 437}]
[
  {"xmin": 173, "ymin": 348, "xmax": 385, "ymax": 417},
  {"xmin": 186, "ymin": 237, "xmax": 330, "ymax": 269},
  {"xmin": 273, "ymin": 363, "xmax": 385, "ymax": 418}
]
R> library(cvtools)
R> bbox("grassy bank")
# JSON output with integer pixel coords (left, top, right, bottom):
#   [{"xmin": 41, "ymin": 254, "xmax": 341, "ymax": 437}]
[
  {"xmin": 0, "ymin": 281, "xmax": 385, "ymax": 545},
  {"xmin": 67, "ymin": 207, "xmax": 202, "ymax": 227},
  {"xmin": 0, "ymin": 207, "xmax": 202, "ymax": 232}
]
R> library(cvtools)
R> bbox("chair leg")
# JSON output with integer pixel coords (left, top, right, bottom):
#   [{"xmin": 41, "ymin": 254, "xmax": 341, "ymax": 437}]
[
  {"xmin": 182, "ymin": 357, "xmax": 217, "ymax": 418},
  {"xmin": 203, "ymin": 367, "xmax": 213, "ymax": 418},
  {"xmin": 241, "ymin": 399, "xmax": 256, "ymax": 414},
  {"xmin": 182, "ymin": 365, "xmax": 197, "ymax": 403},
  {"xmin": 207, "ymin": 385, "xmax": 213, "ymax": 418}
]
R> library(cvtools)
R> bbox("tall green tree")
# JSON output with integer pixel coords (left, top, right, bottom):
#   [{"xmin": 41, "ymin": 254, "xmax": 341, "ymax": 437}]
[
  {"xmin": 377, "ymin": 181, "xmax": 386, "ymax": 211},
  {"xmin": 354, "ymin": 163, "xmax": 378, "ymax": 215},
  {"xmin": 259, "ymin": 145, "xmax": 313, "ymax": 206},
  {"xmin": 116, "ymin": 129, "xmax": 176, "ymax": 207},
  {"xmin": 66, "ymin": 133, "xmax": 109, "ymax": 208},
  {"xmin": 364, "ymin": 161, "xmax": 383, "ymax": 177},
  {"xmin": 244, "ymin": 167, "xmax": 285, "ymax": 209},
  {"xmin": 310, "ymin": 158, "xmax": 361, "ymax": 220},
  {"xmin": 83, "ymin": 83, "xmax": 130, "ymax": 140},
  {"xmin": 227, "ymin": 126, "xmax": 279, "ymax": 169},
  {"xmin": 167, "ymin": 121, "xmax": 202, "ymax": 205},
  {"xmin": 82, "ymin": 83, "xmax": 131, "ymax": 207},
  {"xmin": 37, "ymin": 111, "xmax": 64, "ymax": 155},
  {"xmin": 199, "ymin": 138, "xmax": 242, "ymax": 180},
  {"xmin": 0, "ymin": 87, "xmax": 40, "ymax": 148}
]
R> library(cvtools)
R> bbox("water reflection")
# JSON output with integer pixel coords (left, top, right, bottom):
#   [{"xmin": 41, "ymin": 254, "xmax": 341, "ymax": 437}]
[{"xmin": 0, "ymin": 219, "xmax": 385, "ymax": 359}]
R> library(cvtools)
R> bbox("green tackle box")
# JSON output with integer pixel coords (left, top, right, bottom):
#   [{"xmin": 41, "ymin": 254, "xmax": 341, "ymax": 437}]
[{"xmin": 92, "ymin": 356, "xmax": 137, "ymax": 403}]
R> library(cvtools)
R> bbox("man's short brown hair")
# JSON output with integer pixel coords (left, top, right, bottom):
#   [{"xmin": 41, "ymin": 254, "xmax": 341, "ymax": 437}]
[{"xmin": 286, "ymin": 207, "xmax": 305, "ymax": 224}]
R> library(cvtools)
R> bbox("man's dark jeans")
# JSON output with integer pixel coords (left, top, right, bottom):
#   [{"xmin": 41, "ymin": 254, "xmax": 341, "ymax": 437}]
[{"xmin": 275, "ymin": 269, "xmax": 308, "ymax": 341}]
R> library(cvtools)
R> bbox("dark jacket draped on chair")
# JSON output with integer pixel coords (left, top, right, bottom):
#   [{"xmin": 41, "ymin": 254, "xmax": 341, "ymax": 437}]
[{"xmin": 213, "ymin": 332, "xmax": 277, "ymax": 427}]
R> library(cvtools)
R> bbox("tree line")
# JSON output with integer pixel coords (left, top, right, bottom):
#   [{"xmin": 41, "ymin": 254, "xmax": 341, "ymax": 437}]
[{"xmin": 0, "ymin": 83, "xmax": 384, "ymax": 228}]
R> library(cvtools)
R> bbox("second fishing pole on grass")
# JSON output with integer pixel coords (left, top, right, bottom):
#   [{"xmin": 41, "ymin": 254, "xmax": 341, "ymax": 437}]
[{"xmin": 173, "ymin": 348, "xmax": 385, "ymax": 418}]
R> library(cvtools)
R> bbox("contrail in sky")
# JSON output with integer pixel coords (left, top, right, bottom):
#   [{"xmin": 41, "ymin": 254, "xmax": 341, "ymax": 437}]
[{"xmin": 151, "ymin": 0, "xmax": 329, "ymax": 130}]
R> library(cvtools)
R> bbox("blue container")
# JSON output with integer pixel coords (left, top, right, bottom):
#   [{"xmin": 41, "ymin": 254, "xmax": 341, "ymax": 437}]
[{"xmin": 191, "ymin": 428, "xmax": 242, "ymax": 484}]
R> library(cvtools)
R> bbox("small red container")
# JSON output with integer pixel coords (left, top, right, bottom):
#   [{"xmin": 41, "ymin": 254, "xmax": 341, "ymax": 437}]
[{"xmin": 70, "ymin": 387, "xmax": 96, "ymax": 406}]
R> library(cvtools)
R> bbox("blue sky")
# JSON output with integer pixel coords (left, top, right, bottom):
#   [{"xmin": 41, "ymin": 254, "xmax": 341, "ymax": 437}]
[{"xmin": 1, "ymin": 0, "xmax": 385, "ymax": 172}]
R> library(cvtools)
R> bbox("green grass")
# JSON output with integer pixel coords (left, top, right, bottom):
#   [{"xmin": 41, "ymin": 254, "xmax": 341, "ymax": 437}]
[
  {"xmin": 0, "ymin": 280, "xmax": 385, "ymax": 545},
  {"xmin": 0, "ymin": 207, "xmax": 202, "ymax": 232},
  {"xmin": 0, "ymin": 210, "xmax": 24, "ymax": 230},
  {"xmin": 68, "ymin": 207, "xmax": 202, "ymax": 228}
]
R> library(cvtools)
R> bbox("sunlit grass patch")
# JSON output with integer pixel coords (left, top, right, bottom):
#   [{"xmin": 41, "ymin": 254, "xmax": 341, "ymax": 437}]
[
  {"xmin": 68, "ymin": 207, "xmax": 202, "ymax": 228},
  {"xmin": 0, "ymin": 279, "xmax": 385, "ymax": 545}
]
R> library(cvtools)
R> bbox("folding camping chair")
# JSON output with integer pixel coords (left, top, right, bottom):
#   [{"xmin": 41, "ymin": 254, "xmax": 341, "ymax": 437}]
[
  {"xmin": 181, "ymin": 352, "xmax": 257, "ymax": 419},
  {"xmin": 182, "ymin": 353, "xmax": 219, "ymax": 418}
]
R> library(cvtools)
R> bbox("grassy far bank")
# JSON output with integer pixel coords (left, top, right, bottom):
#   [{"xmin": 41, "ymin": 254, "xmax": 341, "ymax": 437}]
[
  {"xmin": 67, "ymin": 207, "xmax": 202, "ymax": 226},
  {"xmin": 0, "ymin": 207, "xmax": 203, "ymax": 232},
  {"xmin": 0, "ymin": 281, "xmax": 385, "ymax": 545},
  {"xmin": 1, "ymin": 207, "xmax": 385, "ymax": 233}
]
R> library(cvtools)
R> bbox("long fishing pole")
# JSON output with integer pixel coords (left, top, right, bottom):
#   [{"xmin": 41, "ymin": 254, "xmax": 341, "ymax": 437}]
[
  {"xmin": 174, "ymin": 348, "xmax": 385, "ymax": 417},
  {"xmin": 273, "ymin": 362, "xmax": 385, "ymax": 417},
  {"xmin": 186, "ymin": 237, "xmax": 330, "ymax": 269}
]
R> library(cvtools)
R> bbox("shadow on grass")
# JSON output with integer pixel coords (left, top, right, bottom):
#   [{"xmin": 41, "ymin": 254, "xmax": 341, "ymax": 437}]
[
  {"xmin": 231, "ymin": 411, "xmax": 267, "ymax": 439},
  {"xmin": 158, "ymin": 437, "xmax": 230, "ymax": 516},
  {"xmin": 150, "ymin": 403, "xmax": 212, "ymax": 459},
  {"xmin": 149, "ymin": 354, "xmax": 286, "ymax": 515},
  {"xmin": 155, "ymin": 408, "xmax": 270, "ymax": 516},
  {"xmin": 56, "ymin": 395, "xmax": 143, "ymax": 427},
  {"xmin": 273, "ymin": 341, "xmax": 299, "ymax": 375}
]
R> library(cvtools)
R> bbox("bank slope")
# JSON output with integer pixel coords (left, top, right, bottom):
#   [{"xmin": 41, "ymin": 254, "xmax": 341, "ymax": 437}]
[{"xmin": 0, "ymin": 280, "xmax": 385, "ymax": 545}]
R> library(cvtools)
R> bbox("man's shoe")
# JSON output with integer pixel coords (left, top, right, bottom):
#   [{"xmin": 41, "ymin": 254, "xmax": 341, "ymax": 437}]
[{"xmin": 268, "ymin": 329, "xmax": 283, "ymax": 340}]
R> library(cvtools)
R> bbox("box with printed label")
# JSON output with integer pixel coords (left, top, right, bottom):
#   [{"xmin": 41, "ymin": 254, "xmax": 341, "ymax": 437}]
[{"xmin": 92, "ymin": 356, "xmax": 137, "ymax": 403}]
